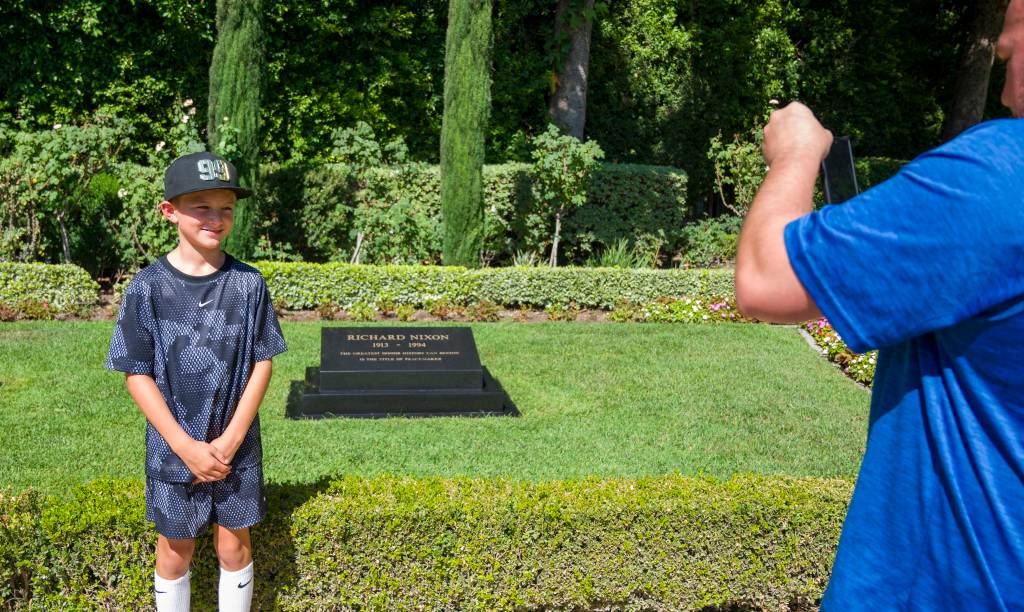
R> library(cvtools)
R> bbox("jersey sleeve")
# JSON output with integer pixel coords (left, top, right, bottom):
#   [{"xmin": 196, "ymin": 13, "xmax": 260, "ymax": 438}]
[
  {"xmin": 783, "ymin": 120, "xmax": 1024, "ymax": 353},
  {"xmin": 105, "ymin": 278, "xmax": 156, "ymax": 374},
  {"xmin": 253, "ymin": 278, "xmax": 287, "ymax": 362}
]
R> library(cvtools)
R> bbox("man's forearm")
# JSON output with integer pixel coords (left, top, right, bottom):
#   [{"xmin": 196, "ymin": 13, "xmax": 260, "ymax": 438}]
[{"xmin": 735, "ymin": 157, "xmax": 823, "ymax": 323}]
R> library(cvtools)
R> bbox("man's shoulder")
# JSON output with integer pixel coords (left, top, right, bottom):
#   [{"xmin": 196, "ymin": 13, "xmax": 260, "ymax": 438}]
[
  {"xmin": 905, "ymin": 118, "xmax": 1024, "ymax": 186},
  {"xmin": 943, "ymin": 118, "xmax": 1024, "ymax": 155}
]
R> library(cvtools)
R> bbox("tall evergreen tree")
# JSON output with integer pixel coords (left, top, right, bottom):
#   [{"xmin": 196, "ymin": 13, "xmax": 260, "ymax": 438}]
[
  {"xmin": 440, "ymin": 0, "xmax": 493, "ymax": 267},
  {"xmin": 208, "ymin": 0, "xmax": 264, "ymax": 260}
]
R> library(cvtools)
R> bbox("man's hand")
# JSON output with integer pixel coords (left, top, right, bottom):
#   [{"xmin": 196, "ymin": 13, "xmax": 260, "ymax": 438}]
[
  {"xmin": 178, "ymin": 439, "xmax": 231, "ymax": 483},
  {"xmin": 762, "ymin": 102, "xmax": 833, "ymax": 170}
]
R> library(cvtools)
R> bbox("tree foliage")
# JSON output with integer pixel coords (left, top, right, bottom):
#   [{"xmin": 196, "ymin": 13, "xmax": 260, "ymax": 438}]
[
  {"xmin": 0, "ymin": 0, "xmax": 1004, "ymax": 212},
  {"xmin": 440, "ymin": 0, "xmax": 493, "ymax": 267},
  {"xmin": 208, "ymin": 0, "xmax": 264, "ymax": 260},
  {"xmin": 529, "ymin": 124, "xmax": 604, "ymax": 266}
]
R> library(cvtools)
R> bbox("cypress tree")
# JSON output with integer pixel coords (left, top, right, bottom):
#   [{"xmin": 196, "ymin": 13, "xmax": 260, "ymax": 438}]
[
  {"xmin": 207, "ymin": 0, "xmax": 264, "ymax": 260},
  {"xmin": 440, "ymin": 0, "xmax": 493, "ymax": 267}
]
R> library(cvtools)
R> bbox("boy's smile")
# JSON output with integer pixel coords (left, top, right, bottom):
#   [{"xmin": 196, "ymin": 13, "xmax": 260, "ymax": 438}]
[{"xmin": 162, "ymin": 188, "xmax": 237, "ymax": 254}]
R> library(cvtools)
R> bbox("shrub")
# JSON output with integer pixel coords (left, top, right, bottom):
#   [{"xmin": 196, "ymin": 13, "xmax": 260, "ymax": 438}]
[
  {"xmin": 258, "ymin": 161, "xmax": 688, "ymax": 267},
  {"xmin": 855, "ymin": 156, "xmax": 905, "ymax": 190},
  {"xmin": 15, "ymin": 300, "xmax": 55, "ymax": 321},
  {"xmin": 396, "ymin": 304, "xmax": 417, "ymax": 321},
  {"xmin": 545, "ymin": 302, "xmax": 580, "ymax": 321},
  {"xmin": 0, "ymin": 118, "xmax": 134, "ymax": 266},
  {"xmin": 0, "ymin": 303, "xmax": 18, "ymax": 322},
  {"xmin": 679, "ymin": 216, "xmax": 743, "ymax": 268},
  {"xmin": 255, "ymin": 262, "xmax": 735, "ymax": 311},
  {"xmin": 584, "ymin": 237, "xmax": 658, "ymax": 269},
  {"xmin": 315, "ymin": 302, "xmax": 340, "ymax": 320},
  {"xmin": 2, "ymin": 475, "xmax": 851, "ymax": 609},
  {"xmin": 346, "ymin": 302, "xmax": 378, "ymax": 322},
  {"xmin": 426, "ymin": 297, "xmax": 462, "ymax": 321},
  {"xmin": 0, "ymin": 263, "xmax": 99, "ymax": 312},
  {"xmin": 283, "ymin": 474, "xmax": 851, "ymax": 610},
  {"xmin": 472, "ymin": 266, "xmax": 734, "ymax": 309},
  {"xmin": 530, "ymin": 125, "xmax": 605, "ymax": 266},
  {"xmin": 395, "ymin": 303, "xmax": 417, "ymax": 321},
  {"xmin": 0, "ymin": 490, "xmax": 45, "ymax": 604},
  {"xmin": 708, "ymin": 127, "xmax": 766, "ymax": 217},
  {"xmin": 628, "ymin": 296, "xmax": 745, "ymax": 324},
  {"xmin": 465, "ymin": 299, "xmax": 501, "ymax": 322}
]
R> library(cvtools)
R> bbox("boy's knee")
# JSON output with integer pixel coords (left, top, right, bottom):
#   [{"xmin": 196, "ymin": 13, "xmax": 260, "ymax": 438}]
[
  {"xmin": 156, "ymin": 536, "xmax": 195, "ymax": 579},
  {"xmin": 215, "ymin": 526, "xmax": 252, "ymax": 570}
]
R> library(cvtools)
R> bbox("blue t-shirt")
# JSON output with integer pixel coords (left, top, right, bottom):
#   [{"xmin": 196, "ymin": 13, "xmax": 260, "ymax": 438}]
[
  {"xmin": 785, "ymin": 119, "xmax": 1024, "ymax": 610},
  {"xmin": 106, "ymin": 255, "xmax": 287, "ymax": 483}
]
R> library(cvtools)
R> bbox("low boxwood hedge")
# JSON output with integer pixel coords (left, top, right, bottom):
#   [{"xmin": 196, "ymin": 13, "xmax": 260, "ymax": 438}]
[
  {"xmin": 1, "ymin": 474, "xmax": 851, "ymax": 610},
  {"xmin": 0, "ymin": 262, "xmax": 99, "ymax": 312},
  {"xmin": 256, "ymin": 262, "xmax": 736, "ymax": 310}
]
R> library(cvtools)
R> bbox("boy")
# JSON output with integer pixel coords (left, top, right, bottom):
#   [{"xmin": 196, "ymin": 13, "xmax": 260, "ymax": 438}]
[{"xmin": 106, "ymin": 151, "xmax": 287, "ymax": 611}]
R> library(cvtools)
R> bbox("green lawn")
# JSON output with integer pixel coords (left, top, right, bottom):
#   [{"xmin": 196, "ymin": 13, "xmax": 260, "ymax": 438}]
[{"xmin": 0, "ymin": 321, "xmax": 869, "ymax": 495}]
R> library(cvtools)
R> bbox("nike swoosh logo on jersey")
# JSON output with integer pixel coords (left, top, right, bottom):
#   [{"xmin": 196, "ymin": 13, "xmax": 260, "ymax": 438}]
[
  {"xmin": 155, "ymin": 589, "xmax": 167, "ymax": 594},
  {"xmin": 199, "ymin": 299, "xmax": 214, "ymax": 307},
  {"xmin": 238, "ymin": 578, "xmax": 252, "ymax": 589}
]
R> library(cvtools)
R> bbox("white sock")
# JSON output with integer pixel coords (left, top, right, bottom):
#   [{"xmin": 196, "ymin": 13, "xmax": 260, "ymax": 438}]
[
  {"xmin": 155, "ymin": 570, "xmax": 190, "ymax": 612},
  {"xmin": 218, "ymin": 561, "xmax": 254, "ymax": 612}
]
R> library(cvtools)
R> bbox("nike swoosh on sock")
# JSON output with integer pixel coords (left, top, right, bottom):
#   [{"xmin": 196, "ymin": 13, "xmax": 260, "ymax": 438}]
[
  {"xmin": 155, "ymin": 589, "xmax": 167, "ymax": 593},
  {"xmin": 238, "ymin": 578, "xmax": 252, "ymax": 589}
]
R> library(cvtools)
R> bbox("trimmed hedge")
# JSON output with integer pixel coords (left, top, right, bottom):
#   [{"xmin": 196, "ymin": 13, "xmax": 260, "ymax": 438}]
[
  {"xmin": 2, "ymin": 474, "xmax": 852, "ymax": 610},
  {"xmin": 255, "ymin": 262, "xmax": 735, "ymax": 310},
  {"xmin": 0, "ymin": 263, "xmax": 99, "ymax": 311}
]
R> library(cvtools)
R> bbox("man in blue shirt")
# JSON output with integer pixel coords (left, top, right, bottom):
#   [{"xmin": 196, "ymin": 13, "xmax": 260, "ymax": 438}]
[{"xmin": 735, "ymin": 1, "xmax": 1024, "ymax": 608}]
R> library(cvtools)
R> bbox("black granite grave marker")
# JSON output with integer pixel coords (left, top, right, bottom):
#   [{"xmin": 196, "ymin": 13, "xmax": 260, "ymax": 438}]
[{"xmin": 296, "ymin": 327, "xmax": 515, "ymax": 418}]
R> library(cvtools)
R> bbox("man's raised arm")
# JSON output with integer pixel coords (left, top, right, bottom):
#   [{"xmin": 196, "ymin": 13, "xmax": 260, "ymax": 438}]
[{"xmin": 734, "ymin": 102, "xmax": 830, "ymax": 323}]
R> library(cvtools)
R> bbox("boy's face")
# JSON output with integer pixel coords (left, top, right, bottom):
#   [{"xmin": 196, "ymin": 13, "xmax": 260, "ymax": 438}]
[{"xmin": 160, "ymin": 188, "xmax": 236, "ymax": 252}]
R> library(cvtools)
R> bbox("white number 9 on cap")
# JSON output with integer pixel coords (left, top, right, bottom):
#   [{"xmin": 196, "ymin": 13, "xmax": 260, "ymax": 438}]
[{"xmin": 197, "ymin": 159, "xmax": 230, "ymax": 182}]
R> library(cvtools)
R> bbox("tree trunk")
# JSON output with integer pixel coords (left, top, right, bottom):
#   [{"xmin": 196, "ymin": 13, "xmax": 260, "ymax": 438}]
[
  {"xmin": 208, "ymin": 0, "xmax": 264, "ymax": 260},
  {"xmin": 440, "ymin": 0, "xmax": 493, "ymax": 267},
  {"xmin": 549, "ymin": 210, "xmax": 562, "ymax": 267},
  {"xmin": 58, "ymin": 210, "xmax": 71, "ymax": 264},
  {"xmin": 548, "ymin": 0, "xmax": 595, "ymax": 140},
  {"xmin": 942, "ymin": 0, "xmax": 1009, "ymax": 141}
]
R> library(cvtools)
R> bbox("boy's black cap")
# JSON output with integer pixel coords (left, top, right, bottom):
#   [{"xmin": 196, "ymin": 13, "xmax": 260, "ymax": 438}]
[{"xmin": 163, "ymin": 151, "xmax": 253, "ymax": 201}]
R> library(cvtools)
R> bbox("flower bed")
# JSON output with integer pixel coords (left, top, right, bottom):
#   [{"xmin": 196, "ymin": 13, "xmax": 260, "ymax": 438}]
[{"xmin": 803, "ymin": 318, "xmax": 876, "ymax": 386}]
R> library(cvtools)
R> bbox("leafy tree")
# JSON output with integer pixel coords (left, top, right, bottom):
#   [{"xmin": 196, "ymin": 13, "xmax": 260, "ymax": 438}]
[
  {"xmin": 529, "ymin": 124, "xmax": 603, "ymax": 266},
  {"xmin": 440, "ymin": 0, "xmax": 493, "ymax": 267},
  {"xmin": 0, "ymin": 117, "xmax": 132, "ymax": 264},
  {"xmin": 208, "ymin": 0, "xmax": 264, "ymax": 260}
]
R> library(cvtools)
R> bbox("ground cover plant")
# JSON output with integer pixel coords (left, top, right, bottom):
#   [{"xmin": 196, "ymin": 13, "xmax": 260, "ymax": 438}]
[
  {"xmin": 803, "ymin": 318, "xmax": 877, "ymax": 386},
  {"xmin": 0, "ymin": 321, "xmax": 869, "ymax": 495}
]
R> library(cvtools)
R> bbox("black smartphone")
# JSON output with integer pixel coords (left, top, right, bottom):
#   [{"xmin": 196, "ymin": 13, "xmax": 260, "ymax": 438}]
[{"xmin": 821, "ymin": 137, "xmax": 860, "ymax": 204}]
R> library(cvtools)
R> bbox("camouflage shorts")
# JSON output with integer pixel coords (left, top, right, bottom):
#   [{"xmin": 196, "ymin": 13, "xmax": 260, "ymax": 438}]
[{"xmin": 145, "ymin": 465, "xmax": 266, "ymax": 539}]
